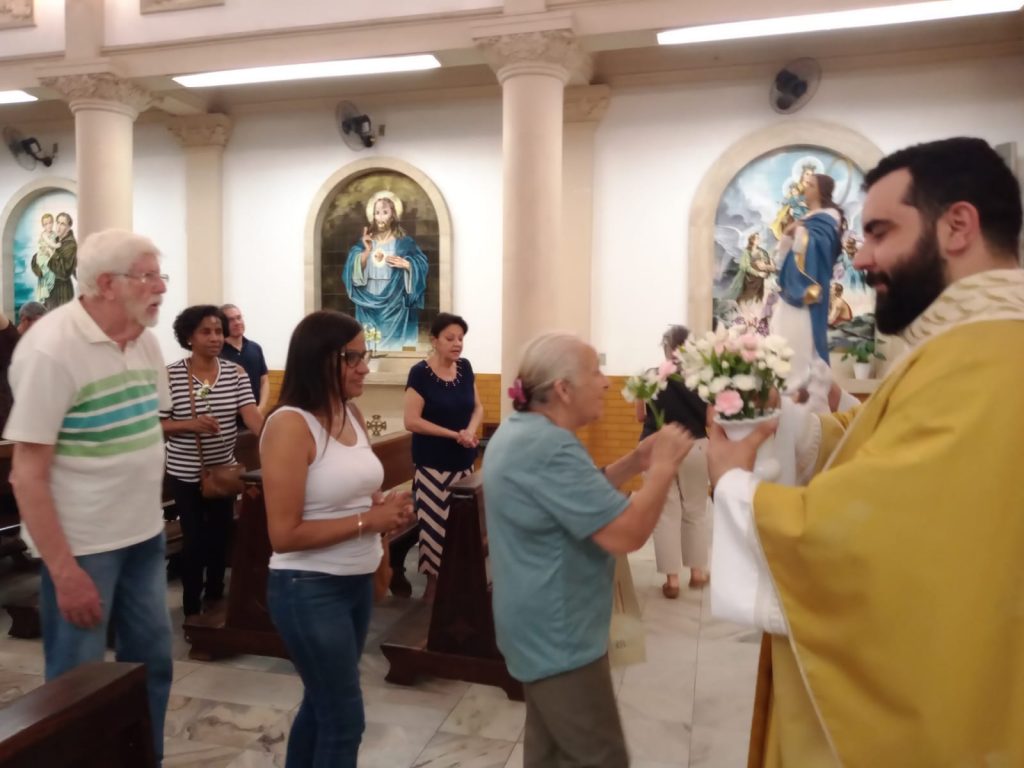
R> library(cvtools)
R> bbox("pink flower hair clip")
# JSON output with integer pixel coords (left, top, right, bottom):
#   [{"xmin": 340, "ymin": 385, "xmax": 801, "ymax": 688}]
[{"xmin": 507, "ymin": 378, "xmax": 528, "ymax": 406}]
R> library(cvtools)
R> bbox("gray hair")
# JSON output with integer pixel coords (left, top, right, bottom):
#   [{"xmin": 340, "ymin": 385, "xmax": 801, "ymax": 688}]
[
  {"xmin": 18, "ymin": 301, "xmax": 46, "ymax": 322},
  {"xmin": 77, "ymin": 229, "xmax": 161, "ymax": 297},
  {"xmin": 513, "ymin": 332, "xmax": 588, "ymax": 412}
]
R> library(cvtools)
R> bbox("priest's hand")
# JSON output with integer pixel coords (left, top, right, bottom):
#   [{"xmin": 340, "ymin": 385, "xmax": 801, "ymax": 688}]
[{"xmin": 706, "ymin": 414, "xmax": 777, "ymax": 491}]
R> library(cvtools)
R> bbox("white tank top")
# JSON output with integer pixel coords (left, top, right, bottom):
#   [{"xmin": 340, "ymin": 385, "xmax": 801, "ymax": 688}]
[{"xmin": 265, "ymin": 405, "xmax": 384, "ymax": 576}]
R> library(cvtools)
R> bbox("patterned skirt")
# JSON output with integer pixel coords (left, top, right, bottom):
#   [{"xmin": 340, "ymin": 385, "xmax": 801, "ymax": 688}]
[{"xmin": 414, "ymin": 465, "xmax": 474, "ymax": 577}]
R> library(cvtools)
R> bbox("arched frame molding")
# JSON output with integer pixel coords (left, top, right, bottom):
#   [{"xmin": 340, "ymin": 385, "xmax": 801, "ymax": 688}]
[
  {"xmin": 0, "ymin": 177, "xmax": 78, "ymax": 316},
  {"xmin": 687, "ymin": 120, "xmax": 884, "ymax": 333},
  {"xmin": 304, "ymin": 156, "xmax": 453, "ymax": 351}
]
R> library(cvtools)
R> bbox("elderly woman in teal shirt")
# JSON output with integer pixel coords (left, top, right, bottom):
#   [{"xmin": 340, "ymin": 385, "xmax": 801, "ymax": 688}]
[{"xmin": 482, "ymin": 332, "xmax": 694, "ymax": 768}]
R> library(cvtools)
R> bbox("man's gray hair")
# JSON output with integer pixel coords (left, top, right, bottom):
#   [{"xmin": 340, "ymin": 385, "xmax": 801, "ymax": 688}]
[
  {"xmin": 513, "ymin": 332, "xmax": 588, "ymax": 411},
  {"xmin": 77, "ymin": 229, "xmax": 161, "ymax": 297},
  {"xmin": 18, "ymin": 301, "xmax": 47, "ymax": 323}
]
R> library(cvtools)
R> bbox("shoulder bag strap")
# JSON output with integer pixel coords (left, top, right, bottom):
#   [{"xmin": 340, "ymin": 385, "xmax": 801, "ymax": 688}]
[{"xmin": 185, "ymin": 358, "xmax": 207, "ymax": 472}]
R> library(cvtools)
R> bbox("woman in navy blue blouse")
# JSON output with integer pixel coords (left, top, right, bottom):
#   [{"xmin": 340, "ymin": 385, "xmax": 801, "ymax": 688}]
[{"xmin": 403, "ymin": 313, "xmax": 483, "ymax": 602}]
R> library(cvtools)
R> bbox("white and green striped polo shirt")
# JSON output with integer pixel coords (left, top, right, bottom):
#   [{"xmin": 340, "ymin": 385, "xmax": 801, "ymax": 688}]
[{"xmin": 4, "ymin": 298, "xmax": 171, "ymax": 556}]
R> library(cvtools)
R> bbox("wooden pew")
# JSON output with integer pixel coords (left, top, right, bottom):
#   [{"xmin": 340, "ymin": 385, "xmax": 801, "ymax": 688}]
[
  {"xmin": 184, "ymin": 430, "xmax": 415, "ymax": 661},
  {"xmin": 0, "ymin": 662, "xmax": 155, "ymax": 768},
  {"xmin": 380, "ymin": 473, "xmax": 523, "ymax": 700}
]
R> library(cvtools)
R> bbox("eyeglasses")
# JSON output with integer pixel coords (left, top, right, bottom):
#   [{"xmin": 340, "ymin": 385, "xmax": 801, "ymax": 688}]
[
  {"xmin": 340, "ymin": 349, "xmax": 371, "ymax": 367},
  {"xmin": 113, "ymin": 272, "xmax": 169, "ymax": 285}
]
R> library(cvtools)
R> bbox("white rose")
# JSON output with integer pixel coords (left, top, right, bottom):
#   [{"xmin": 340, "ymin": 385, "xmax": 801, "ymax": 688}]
[
  {"xmin": 709, "ymin": 376, "xmax": 732, "ymax": 394},
  {"xmin": 732, "ymin": 374, "xmax": 759, "ymax": 391},
  {"xmin": 696, "ymin": 339, "xmax": 712, "ymax": 354},
  {"xmin": 697, "ymin": 384, "xmax": 710, "ymax": 400},
  {"xmin": 621, "ymin": 386, "xmax": 636, "ymax": 403},
  {"xmin": 699, "ymin": 368, "xmax": 714, "ymax": 384},
  {"xmin": 685, "ymin": 373, "xmax": 700, "ymax": 389}
]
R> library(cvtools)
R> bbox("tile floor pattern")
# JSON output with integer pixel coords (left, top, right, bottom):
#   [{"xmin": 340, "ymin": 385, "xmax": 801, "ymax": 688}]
[{"xmin": 0, "ymin": 541, "xmax": 761, "ymax": 767}]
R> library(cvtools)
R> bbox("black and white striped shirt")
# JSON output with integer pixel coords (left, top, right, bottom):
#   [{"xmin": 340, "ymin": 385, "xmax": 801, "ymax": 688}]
[{"xmin": 161, "ymin": 358, "xmax": 255, "ymax": 482}]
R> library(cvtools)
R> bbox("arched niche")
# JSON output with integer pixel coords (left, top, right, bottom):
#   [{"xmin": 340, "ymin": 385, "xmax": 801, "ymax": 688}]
[
  {"xmin": 0, "ymin": 178, "xmax": 78, "ymax": 317},
  {"xmin": 304, "ymin": 157, "xmax": 452, "ymax": 357},
  {"xmin": 687, "ymin": 120, "xmax": 883, "ymax": 334}
]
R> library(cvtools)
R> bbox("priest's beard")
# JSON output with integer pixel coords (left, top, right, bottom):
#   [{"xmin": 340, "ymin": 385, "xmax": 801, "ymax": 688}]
[{"xmin": 866, "ymin": 226, "xmax": 948, "ymax": 335}]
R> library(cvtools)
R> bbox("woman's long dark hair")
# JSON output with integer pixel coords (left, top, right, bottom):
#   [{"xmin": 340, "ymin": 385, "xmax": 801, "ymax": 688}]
[
  {"xmin": 275, "ymin": 310, "xmax": 362, "ymax": 439},
  {"xmin": 814, "ymin": 173, "xmax": 848, "ymax": 241}
]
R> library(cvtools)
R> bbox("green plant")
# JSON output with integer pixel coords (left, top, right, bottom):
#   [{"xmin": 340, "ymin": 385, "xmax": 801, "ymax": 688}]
[{"xmin": 841, "ymin": 339, "xmax": 885, "ymax": 364}]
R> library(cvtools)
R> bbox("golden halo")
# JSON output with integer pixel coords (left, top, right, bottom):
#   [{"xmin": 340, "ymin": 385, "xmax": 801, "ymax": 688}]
[{"xmin": 365, "ymin": 190, "xmax": 404, "ymax": 222}]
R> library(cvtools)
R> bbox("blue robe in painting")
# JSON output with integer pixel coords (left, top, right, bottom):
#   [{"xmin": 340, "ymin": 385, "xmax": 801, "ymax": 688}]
[
  {"xmin": 343, "ymin": 236, "xmax": 429, "ymax": 349},
  {"xmin": 778, "ymin": 212, "xmax": 841, "ymax": 363}
]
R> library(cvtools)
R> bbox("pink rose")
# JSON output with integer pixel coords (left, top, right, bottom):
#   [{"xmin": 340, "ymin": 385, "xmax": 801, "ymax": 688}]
[
  {"xmin": 657, "ymin": 359, "xmax": 677, "ymax": 379},
  {"xmin": 714, "ymin": 389, "xmax": 744, "ymax": 417},
  {"xmin": 714, "ymin": 343, "xmax": 726, "ymax": 356},
  {"xmin": 739, "ymin": 333, "xmax": 759, "ymax": 350},
  {"xmin": 740, "ymin": 348, "xmax": 759, "ymax": 363}
]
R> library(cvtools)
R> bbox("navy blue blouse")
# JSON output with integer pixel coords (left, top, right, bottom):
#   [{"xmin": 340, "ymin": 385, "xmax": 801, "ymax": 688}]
[{"xmin": 406, "ymin": 358, "xmax": 478, "ymax": 471}]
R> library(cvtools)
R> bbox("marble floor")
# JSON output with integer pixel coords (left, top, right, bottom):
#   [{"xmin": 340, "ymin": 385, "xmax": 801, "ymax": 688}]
[{"xmin": 0, "ymin": 541, "xmax": 761, "ymax": 767}]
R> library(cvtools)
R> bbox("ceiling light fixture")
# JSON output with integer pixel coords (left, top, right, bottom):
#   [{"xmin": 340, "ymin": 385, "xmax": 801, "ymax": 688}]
[
  {"xmin": 173, "ymin": 54, "xmax": 441, "ymax": 88},
  {"xmin": 0, "ymin": 90, "xmax": 38, "ymax": 105},
  {"xmin": 657, "ymin": 0, "xmax": 1024, "ymax": 45}
]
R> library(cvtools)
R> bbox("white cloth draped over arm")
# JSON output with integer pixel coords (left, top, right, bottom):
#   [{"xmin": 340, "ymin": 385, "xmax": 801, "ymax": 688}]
[{"xmin": 709, "ymin": 397, "xmax": 824, "ymax": 635}]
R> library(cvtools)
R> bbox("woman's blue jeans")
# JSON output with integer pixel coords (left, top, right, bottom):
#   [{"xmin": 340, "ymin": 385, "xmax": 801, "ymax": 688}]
[{"xmin": 267, "ymin": 568, "xmax": 373, "ymax": 768}]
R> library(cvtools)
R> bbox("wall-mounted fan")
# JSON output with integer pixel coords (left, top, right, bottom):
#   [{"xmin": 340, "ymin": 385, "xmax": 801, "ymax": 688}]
[
  {"xmin": 335, "ymin": 101, "xmax": 377, "ymax": 150},
  {"xmin": 769, "ymin": 58, "xmax": 821, "ymax": 115},
  {"xmin": 3, "ymin": 126, "xmax": 57, "ymax": 170}
]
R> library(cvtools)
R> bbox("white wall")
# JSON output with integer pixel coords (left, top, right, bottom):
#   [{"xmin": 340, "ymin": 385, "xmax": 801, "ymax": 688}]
[
  {"xmin": 220, "ymin": 96, "xmax": 503, "ymax": 370},
  {"xmin": 0, "ymin": 0, "xmax": 64, "ymax": 59},
  {"xmin": 134, "ymin": 122, "xmax": 187, "ymax": 362},
  {"xmin": 592, "ymin": 54, "xmax": 1024, "ymax": 374},
  {"xmin": 105, "ymin": 0, "xmax": 501, "ymax": 47}
]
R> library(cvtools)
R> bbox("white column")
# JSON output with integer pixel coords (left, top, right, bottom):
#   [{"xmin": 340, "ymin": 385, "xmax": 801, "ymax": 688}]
[
  {"xmin": 561, "ymin": 85, "xmax": 610, "ymax": 341},
  {"xmin": 477, "ymin": 28, "xmax": 591, "ymax": 415},
  {"xmin": 168, "ymin": 114, "xmax": 232, "ymax": 305},
  {"xmin": 41, "ymin": 74, "xmax": 151, "ymax": 241}
]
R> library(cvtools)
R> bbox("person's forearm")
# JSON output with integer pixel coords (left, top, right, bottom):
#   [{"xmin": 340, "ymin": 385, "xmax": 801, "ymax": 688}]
[
  {"xmin": 466, "ymin": 403, "xmax": 484, "ymax": 435},
  {"xmin": 161, "ymin": 418, "xmax": 203, "ymax": 435},
  {"xmin": 258, "ymin": 379, "xmax": 270, "ymax": 412},
  {"xmin": 610, "ymin": 461, "xmax": 678, "ymax": 550},
  {"xmin": 604, "ymin": 447, "xmax": 645, "ymax": 488},
  {"xmin": 270, "ymin": 514, "xmax": 366, "ymax": 553},
  {"xmin": 12, "ymin": 482, "xmax": 76, "ymax": 578},
  {"xmin": 404, "ymin": 415, "xmax": 458, "ymax": 440}
]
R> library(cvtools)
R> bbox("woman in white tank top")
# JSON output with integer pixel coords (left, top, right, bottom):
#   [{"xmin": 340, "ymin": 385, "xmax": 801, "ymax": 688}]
[{"xmin": 261, "ymin": 311, "xmax": 414, "ymax": 768}]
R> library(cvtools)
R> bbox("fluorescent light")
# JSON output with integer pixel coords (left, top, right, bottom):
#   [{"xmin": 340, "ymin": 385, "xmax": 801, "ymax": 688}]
[
  {"xmin": 657, "ymin": 0, "xmax": 1024, "ymax": 45},
  {"xmin": 0, "ymin": 90, "xmax": 37, "ymax": 105},
  {"xmin": 173, "ymin": 54, "xmax": 441, "ymax": 88}
]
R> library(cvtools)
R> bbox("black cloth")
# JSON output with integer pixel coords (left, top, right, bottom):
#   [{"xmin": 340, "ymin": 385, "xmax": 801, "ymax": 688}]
[
  {"xmin": 639, "ymin": 376, "xmax": 709, "ymax": 440},
  {"xmin": 167, "ymin": 476, "xmax": 234, "ymax": 616},
  {"xmin": 220, "ymin": 336, "xmax": 268, "ymax": 403},
  {"xmin": 0, "ymin": 324, "xmax": 21, "ymax": 434},
  {"xmin": 405, "ymin": 358, "xmax": 478, "ymax": 471}
]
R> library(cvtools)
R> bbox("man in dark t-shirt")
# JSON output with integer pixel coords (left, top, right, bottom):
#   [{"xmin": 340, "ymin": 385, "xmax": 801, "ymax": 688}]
[
  {"xmin": 0, "ymin": 301, "xmax": 47, "ymax": 432},
  {"xmin": 219, "ymin": 303, "xmax": 269, "ymax": 415}
]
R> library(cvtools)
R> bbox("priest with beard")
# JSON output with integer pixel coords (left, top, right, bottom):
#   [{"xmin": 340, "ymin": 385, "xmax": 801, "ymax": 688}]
[{"xmin": 708, "ymin": 137, "xmax": 1024, "ymax": 767}]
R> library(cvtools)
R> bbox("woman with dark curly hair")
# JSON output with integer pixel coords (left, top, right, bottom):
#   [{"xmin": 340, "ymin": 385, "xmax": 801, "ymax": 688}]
[{"xmin": 160, "ymin": 304, "xmax": 263, "ymax": 620}]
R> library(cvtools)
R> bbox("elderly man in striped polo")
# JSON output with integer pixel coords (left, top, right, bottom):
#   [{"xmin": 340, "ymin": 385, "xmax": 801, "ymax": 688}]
[{"xmin": 5, "ymin": 229, "xmax": 173, "ymax": 765}]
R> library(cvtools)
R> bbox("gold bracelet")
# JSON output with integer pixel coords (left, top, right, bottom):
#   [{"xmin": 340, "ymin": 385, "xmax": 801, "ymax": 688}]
[{"xmin": 357, "ymin": 513, "xmax": 364, "ymax": 539}]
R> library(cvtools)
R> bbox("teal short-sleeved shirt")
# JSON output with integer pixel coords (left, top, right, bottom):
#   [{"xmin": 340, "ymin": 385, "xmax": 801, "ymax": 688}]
[{"xmin": 482, "ymin": 411, "xmax": 630, "ymax": 683}]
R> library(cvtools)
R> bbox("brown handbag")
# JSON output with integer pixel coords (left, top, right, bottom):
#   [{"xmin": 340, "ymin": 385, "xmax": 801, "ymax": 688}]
[{"xmin": 186, "ymin": 360, "xmax": 246, "ymax": 499}]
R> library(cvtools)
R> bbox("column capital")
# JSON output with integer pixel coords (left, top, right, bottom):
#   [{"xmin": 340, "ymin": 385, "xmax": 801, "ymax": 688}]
[
  {"xmin": 476, "ymin": 29, "xmax": 591, "ymax": 85},
  {"xmin": 564, "ymin": 85, "xmax": 610, "ymax": 123},
  {"xmin": 40, "ymin": 72, "xmax": 152, "ymax": 119},
  {"xmin": 168, "ymin": 113, "xmax": 233, "ymax": 148}
]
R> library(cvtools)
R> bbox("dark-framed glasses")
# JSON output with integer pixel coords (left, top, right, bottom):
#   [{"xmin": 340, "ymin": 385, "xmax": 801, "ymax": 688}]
[
  {"xmin": 113, "ymin": 271, "xmax": 169, "ymax": 285},
  {"xmin": 340, "ymin": 349, "xmax": 371, "ymax": 367}
]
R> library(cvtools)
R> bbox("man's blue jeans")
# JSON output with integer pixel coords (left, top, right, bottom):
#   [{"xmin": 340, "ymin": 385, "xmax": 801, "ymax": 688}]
[
  {"xmin": 39, "ymin": 531, "xmax": 173, "ymax": 764},
  {"xmin": 267, "ymin": 569, "xmax": 373, "ymax": 768}
]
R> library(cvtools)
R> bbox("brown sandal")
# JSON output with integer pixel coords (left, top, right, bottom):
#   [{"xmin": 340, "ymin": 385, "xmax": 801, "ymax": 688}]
[{"xmin": 661, "ymin": 582, "xmax": 680, "ymax": 599}]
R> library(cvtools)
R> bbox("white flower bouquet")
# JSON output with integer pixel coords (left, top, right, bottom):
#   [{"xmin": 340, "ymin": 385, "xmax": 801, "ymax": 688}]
[
  {"xmin": 675, "ymin": 327, "xmax": 793, "ymax": 422},
  {"xmin": 621, "ymin": 360, "xmax": 678, "ymax": 428}
]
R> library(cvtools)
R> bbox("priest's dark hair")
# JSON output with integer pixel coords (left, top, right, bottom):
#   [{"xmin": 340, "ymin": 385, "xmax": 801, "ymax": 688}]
[
  {"xmin": 275, "ymin": 310, "xmax": 363, "ymax": 442},
  {"xmin": 864, "ymin": 137, "xmax": 1022, "ymax": 258}
]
